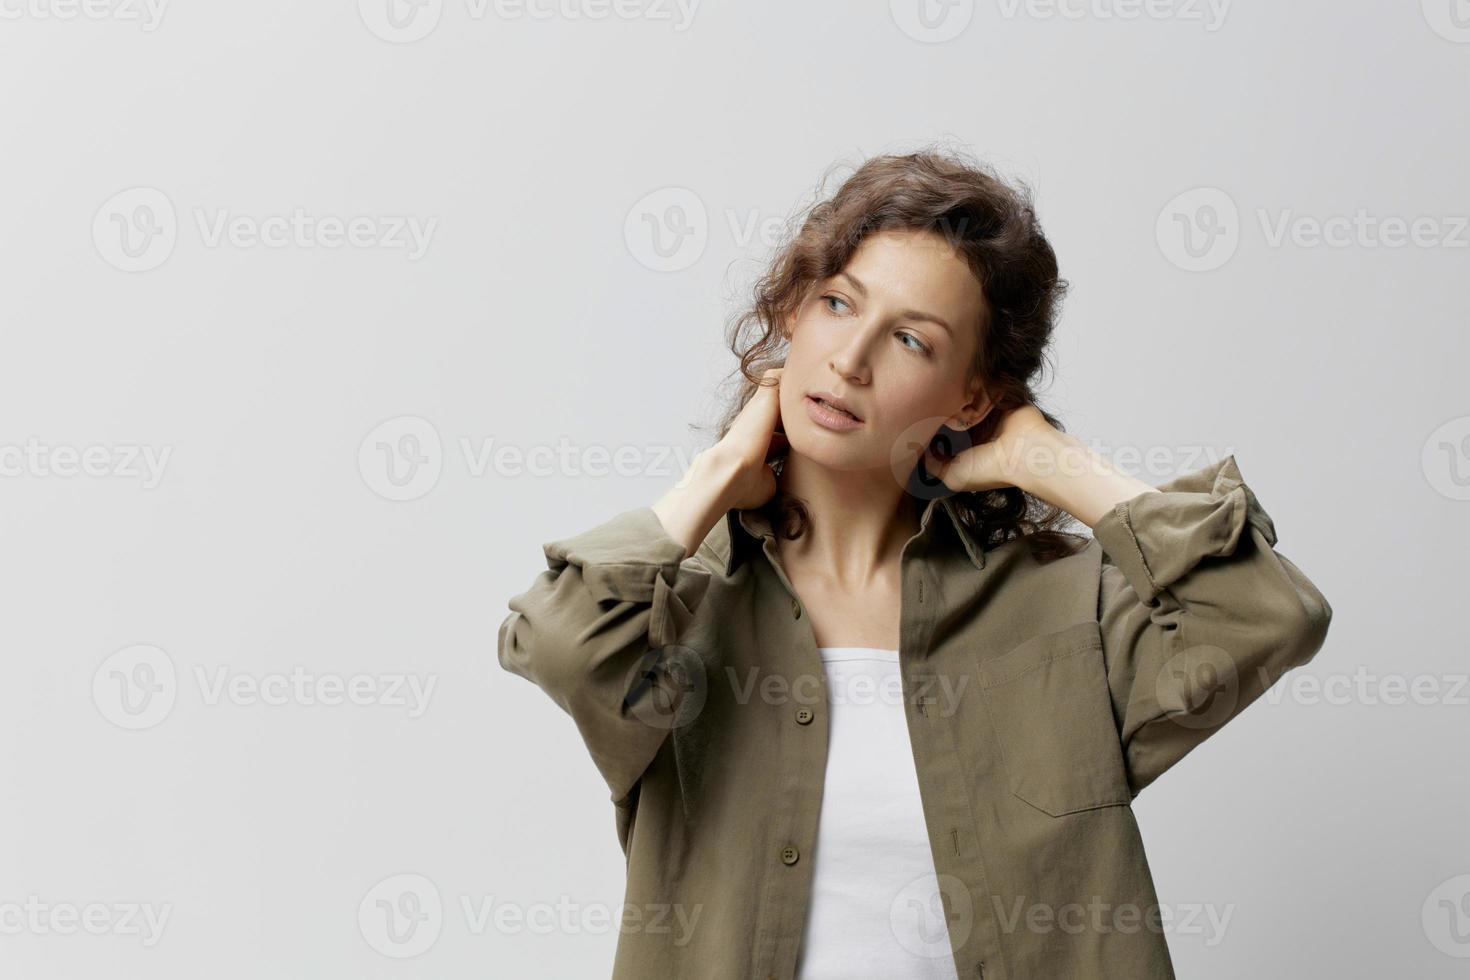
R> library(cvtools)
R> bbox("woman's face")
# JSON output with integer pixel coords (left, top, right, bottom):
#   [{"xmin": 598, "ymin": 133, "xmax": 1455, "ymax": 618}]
[{"xmin": 779, "ymin": 227, "xmax": 991, "ymax": 477}]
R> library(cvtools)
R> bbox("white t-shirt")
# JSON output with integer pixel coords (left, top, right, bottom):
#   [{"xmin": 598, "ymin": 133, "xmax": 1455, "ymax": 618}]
[{"xmin": 794, "ymin": 647, "xmax": 961, "ymax": 980}]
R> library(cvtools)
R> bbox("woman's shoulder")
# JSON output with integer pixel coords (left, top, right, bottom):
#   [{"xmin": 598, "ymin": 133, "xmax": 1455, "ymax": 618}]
[
  {"xmin": 977, "ymin": 526, "xmax": 1100, "ymax": 575},
  {"xmin": 950, "ymin": 528, "xmax": 1105, "ymax": 627},
  {"xmin": 690, "ymin": 509, "xmax": 738, "ymax": 577}
]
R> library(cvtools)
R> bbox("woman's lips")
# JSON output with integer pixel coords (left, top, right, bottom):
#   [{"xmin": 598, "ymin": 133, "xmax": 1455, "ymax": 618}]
[{"xmin": 804, "ymin": 395, "xmax": 863, "ymax": 431}]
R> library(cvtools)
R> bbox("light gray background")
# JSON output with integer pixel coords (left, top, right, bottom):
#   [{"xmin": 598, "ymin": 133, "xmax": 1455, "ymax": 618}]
[{"xmin": 2, "ymin": 1, "xmax": 1466, "ymax": 977}]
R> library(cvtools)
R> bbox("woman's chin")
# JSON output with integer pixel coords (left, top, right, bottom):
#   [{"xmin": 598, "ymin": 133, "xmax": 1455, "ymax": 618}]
[{"xmin": 784, "ymin": 432, "xmax": 886, "ymax": 475}]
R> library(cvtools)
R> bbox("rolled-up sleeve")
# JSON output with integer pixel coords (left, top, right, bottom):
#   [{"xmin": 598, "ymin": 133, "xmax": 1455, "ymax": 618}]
[
  {"xmin": 497, "ymin": 506, "xmax": 714, "ymax": 805},
  {"xmin": 1091, "ymin": 454, "xmax": 1333, "ymax": 797}
]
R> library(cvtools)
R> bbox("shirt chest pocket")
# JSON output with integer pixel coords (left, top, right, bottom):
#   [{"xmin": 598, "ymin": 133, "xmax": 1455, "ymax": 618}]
[{"xmin": 976, "ymin": 621, "xmax": 1131, "ymax": 817}]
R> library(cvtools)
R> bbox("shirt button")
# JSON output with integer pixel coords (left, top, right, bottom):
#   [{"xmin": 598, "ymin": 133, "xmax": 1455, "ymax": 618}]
[
  {"xmin": 780, "ymin": 845, "xmax": 800, "ymax": 865},
  {"xmin": 795, "ymin": 706, "xmax": 814, "ymax": 725},
  {"xmin": 791, "ymin": 599, "xmax": 802, "ymax": 619}
]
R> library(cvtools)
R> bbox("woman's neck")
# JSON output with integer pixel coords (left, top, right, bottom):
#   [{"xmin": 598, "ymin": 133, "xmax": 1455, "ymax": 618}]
[{"xmin": 774, "ymin": 451, "xmax": 922, "ymax": 588}]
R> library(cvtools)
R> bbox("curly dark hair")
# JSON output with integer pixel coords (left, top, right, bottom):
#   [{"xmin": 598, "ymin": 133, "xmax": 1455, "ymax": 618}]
[{"xmin": 705, "ymin": 144, "xmax": 1087, "ymax": 563}]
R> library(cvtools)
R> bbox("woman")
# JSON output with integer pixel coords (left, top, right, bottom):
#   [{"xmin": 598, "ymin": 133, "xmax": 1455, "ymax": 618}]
[{"xmin": 497, "ymin": 149, "xmax": 1332, "ymax": 980}]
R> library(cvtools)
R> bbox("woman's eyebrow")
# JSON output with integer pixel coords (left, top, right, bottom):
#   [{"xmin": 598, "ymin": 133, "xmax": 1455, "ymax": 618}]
[{"xmin": 836, "ymin": 271, "xmax": 953, "ymax": 335}]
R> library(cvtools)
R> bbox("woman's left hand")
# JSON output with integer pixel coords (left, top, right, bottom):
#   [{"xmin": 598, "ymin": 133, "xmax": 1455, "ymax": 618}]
[
  {"xmin": 923, "ymin": 402, "xmax": 1162, "ymax": 527},
  {"xmin": 922, "ymin": 402, "xmax": 1058, "ymax": 494}
]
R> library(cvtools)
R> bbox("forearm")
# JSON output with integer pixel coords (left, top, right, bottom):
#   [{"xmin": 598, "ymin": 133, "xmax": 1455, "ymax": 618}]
[
  {"xmin": 499, "ymin": 474, "xmax": 727, "ymax": 802},
  {"xmin": 1086, "ymin": 453, "xmax": 1332, "ymax": 792},
  {"xmin": 652, "ymin": 449, "xmax": 741, "ymax": 558},
  {"xmin": 1015, "ymin": 429, "xmax": 1160, "ymax": 528}
]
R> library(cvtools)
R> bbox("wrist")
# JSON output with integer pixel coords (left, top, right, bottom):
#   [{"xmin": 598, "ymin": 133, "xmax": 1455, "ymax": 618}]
[
  {"xmin": 686, "ymin": 445, "xmax": 743, "ymax": 506},
  {"xmin": 1014, "ymin": 430, "xmax": 1160, "ymax": 527},
  {"xmin": 653, "ymin": 448, "xmax": 742, "ymax": 558},
  {"xmin": 1009, "ymin": 427, "xmax": 1085, "ymax": 497}
]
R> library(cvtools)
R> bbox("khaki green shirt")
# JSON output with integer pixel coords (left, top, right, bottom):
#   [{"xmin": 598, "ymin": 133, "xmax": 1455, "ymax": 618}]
[{"xmin": 497, "ymin": 454, "xmax": 1332, "ymax": 979}]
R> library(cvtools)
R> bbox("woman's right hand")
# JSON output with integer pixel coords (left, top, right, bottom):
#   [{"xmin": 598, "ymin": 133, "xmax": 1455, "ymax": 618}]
[
  {"xmin": 713, "ymin": 366, "xmax": 788, "ymax": 512},
  {"xmin": 653, "ymin": 368, "xmax": 787, "ymax": 558}
]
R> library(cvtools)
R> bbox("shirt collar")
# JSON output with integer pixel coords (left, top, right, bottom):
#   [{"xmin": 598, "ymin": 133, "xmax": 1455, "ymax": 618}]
[{"xmin": 720, "ymin": 493, "xmax": 987, "ymax": 576}]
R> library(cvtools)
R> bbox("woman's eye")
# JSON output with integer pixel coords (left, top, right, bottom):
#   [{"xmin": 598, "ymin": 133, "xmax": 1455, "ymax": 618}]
[
  {"xmin": 821, "ymin": 294, "xmax": 851, "ymax": 315},
  {"xmin": 822, "ymin": 295, "xmax": 930, "ymax": 355},
  {"xmin": 899, "ymin": 332, "xmax": 932, "ymax": 355}
]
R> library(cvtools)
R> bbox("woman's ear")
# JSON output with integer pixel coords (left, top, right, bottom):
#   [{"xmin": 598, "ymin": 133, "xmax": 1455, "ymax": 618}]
[{"xmin": 946, "ymin": 381, "xmax": 995, "ymax": 431}]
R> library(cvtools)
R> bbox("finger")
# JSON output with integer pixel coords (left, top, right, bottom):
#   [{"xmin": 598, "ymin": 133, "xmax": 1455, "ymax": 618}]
[
  {"xmin": 922, "ymin": 446, "xmax": 949, "ymax": 483},
  {"xmin": 742, "ymin": 370, "xmax": 784, "ymax": 425}
]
